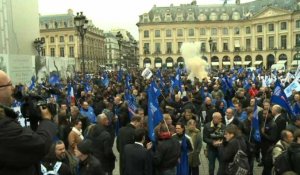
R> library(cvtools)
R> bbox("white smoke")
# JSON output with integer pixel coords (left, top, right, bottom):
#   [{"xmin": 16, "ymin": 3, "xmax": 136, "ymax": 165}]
[{"xmin": 181, "ymin": 42, "xmax": 209, "ymax": 80}]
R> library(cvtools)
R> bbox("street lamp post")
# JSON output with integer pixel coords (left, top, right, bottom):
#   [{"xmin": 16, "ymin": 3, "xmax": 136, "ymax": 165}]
[
  {"xmin": 208, "ymin": 37, "xmax": 213, "ymax": 64},
  {"xmin": 74, "ymin": 12, "xmax": 88, "ymax": 75},
  {"xmin": 116, "ymin": 31, "xmax": 123, "ymax": 70},
  {"xmin": 133, "ymin": 40, "xmax": 137, "ymax": 68}
]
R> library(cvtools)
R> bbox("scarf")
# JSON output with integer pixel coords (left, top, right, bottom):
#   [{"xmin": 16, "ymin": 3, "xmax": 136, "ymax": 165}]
[{"xmin": 72, "ymin": 127, "xmax": 84, "ymax": 140}]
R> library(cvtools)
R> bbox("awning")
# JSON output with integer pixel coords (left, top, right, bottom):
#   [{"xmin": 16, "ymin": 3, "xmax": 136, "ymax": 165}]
[
  {"xmin": 211, "ymin": 62, "xmax": 219, "ymax": 66},
  {"xmin": 166, "ymin": 62, "xmax": 173, "ymax": 67},
  {"xmin": 292, "ymin": 60, "xmax": 299, "ymax": 65},
  {"xmin": 254, "ymin": 61, "xmax": 263, "ymax": 65},
  {"xmin": 243, "ymin": 61, "xmax": 251, "ymax": 65},
  {"xmin": 277, "ymin": 60, "xmax": 287, "ymax": 64},
  {"xmin": 234, "ymin": 61, "xmax": 242, "ymax": 65},
  {"xmin": 223, "ymin": 62, "xmax": 231, "ymax": 65},
  {"xmin": 155, "ymin": 63, "xmax": 162, "ymax": 68},
  {"xmin": 145, "ymin": 63, "xmax": 151, "ymax": 68}
]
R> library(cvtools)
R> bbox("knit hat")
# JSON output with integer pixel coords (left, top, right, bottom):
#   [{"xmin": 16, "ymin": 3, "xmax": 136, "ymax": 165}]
[{"xmin": 77, "ymin": 139, "xmax": 92, "ymax": 155}]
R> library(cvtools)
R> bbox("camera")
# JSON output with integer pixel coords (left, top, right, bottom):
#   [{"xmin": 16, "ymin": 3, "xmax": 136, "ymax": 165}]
[
  {"xmin": 12, "ymin": 86, "xmax": 57, "ymax": 130},
  {"xmin": 210, "ymin": 129, "xmax": 225, "ymax": 140}
]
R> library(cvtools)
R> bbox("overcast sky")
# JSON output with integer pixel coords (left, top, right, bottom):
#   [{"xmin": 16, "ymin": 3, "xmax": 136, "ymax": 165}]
[{"xmin": 39, "ymin": 0, "xmax": 254, "ymax": 40}]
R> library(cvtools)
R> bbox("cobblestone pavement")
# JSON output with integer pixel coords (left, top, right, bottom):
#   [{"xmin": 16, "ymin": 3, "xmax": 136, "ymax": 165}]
[{"xmin": 112, "ymin": 137, "xmax": 263, "ymax": 175}]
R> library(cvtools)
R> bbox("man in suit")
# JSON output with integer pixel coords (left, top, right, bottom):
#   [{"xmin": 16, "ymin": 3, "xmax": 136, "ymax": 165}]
[
  {"xmin": 272, "ymin": 105, "xmax": 287, "ymax": 140},
  {"xmin": 116, "ymin": 116, "xmax": 142, "ymax": 175},
  {"xmin": 123, "ymin": 128, "xmax": 152, "ymax": 175}
]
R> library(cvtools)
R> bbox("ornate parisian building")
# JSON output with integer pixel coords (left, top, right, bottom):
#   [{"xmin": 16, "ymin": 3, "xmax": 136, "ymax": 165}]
[
  {"xmin": 39, "ymin": 9, "xmax": 106, "ymax": 73},
  {"xmin": 137, "ymin": 0, "xmax": 300, "ymax": 70},
  {"xmin": 108, "ymin": 29, "xmax": 139, "ymax": 69}
]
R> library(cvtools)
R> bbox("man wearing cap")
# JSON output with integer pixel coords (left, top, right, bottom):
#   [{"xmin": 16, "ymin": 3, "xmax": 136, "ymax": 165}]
[{"xmin": 75, "ymin": 139, "xmax": 104, "ymax": 175}]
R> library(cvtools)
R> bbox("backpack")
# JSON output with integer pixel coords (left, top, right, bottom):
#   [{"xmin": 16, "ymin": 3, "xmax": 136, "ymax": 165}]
[
  {"xmin": 273, "ymin": 151, "xmax": 292, "ymax": 175},
  {"xmin": 40, "ymin": 161, "xmax": 62, "ymax": 175},
  {"xmin": 264, "ymin": 144, "xmax": 284, "ymax": 168},
  {"xmin": 225, "ymin": 143, "xmax": 250, "ymax": 175}
]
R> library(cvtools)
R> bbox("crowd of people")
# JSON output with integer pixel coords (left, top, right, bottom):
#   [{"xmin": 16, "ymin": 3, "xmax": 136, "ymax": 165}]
[{"xmin": 0, "ymin": 65, "xmax": 300, "ymax": 175}]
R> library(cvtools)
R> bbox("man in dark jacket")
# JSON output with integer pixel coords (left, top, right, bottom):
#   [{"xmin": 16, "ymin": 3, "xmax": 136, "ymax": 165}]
[
  {"xmin": 203, "ymin": 112, "xmax": 226, "ymax": 175},
  {"xmin": 89, "ymin": 113, "xmax": 116, "ymax": 175},
  {"xmin": 272, "ymin": 105, "xmax": 287, "ymax": 140},
  {"xmin": 75, "ymin": 139, "xmax": 104, "ymax": 175},
  {"xmin": 0, "ymin": 70, "xmax": 57, "ymax": 175},
  {"xmin": 123, "ymin": 128, "xmax": 152, "ymax": 175},
  {"xmin": 153, "ymin": 123, "xmax": 181, "ymax": 174},
  {"xmin": 117, "ymin": 116, "xmax": 142, "ymax": 175},
  {"xmin": 201, "ymin": 97, "xmax": 217, "ymax": 124}
]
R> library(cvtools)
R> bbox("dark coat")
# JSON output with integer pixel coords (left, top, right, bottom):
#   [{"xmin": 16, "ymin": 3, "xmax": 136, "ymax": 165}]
[
  {"xmin": 218, "ymin": 137, "xmax": 248, "ymax": 175},
  {"xmin": 79, "ymin": 155, "xmax": 104, "ymax": 175},
  {"xmin": 0, "ymin": 118, "xmax": 56, "ymax": 175},
  {"xmin": 114, "ymin": 102, "xmax": 129, "ymax": 127},
  {"xmin": 288, "ymin": 142, "xmax": 300, "ymax": 174},
  {"xmin": 89, "ymin": 124, "xmax": 116, "ymax": 172},
  {"xmin": 123, "ymin": 143, "xmax": 152, "ymax": 175},
  {"xmin": 201, "ymin": 104, "xmax": 217, "ymax": 124},
  {"xmin": 274, "ymin": 114, "xmax": 287, "ymax": 140},
  {"xmin": 153, "ymin": 137, "xmax": 181, "ymax": 172},
  {"xmin": 116, "ymin": 123, "xmax": 136, "ymax": 175},
  {"xmin": 203, "ymin": 121, "xmax": 226, "ymax": 151}
]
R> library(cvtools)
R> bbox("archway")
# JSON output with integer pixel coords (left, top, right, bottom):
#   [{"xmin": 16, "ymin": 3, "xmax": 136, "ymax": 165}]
[
  {"xmin": 143, "ymin": 57, "xmax": 151, "ymax": 68},
  {"xmin": 177, "ymin": 57, "xmax": 185, "ymax": 67},
  {"xmin": 244, "ymin": 55, "xmax": 252, "ymax": 67},
  {"xmin": 166, "ymin": 57, "xmax": 174, "ymax": 68},
  {"xmin": 278, "ymin": 54, "xmax": 287, "ymax": 66},
  {"xmin": 211, "ymin": 56, "xmax": 219, "ymax": 69},
  {"xmin": 222, "ymin": 55, "xmax": 230, "ymax": 69},
  {"xmin": 267, "ymin": 54, "xmax": 275, "ymax": 69},
  {"xmin": 293, "ymin": 53, "xmax": 300, "ymax": 66},
  {"xmin": 234, "ymin": 55, "xmax": 242, "ymax": 68},
  {"xmin": 154, "ymin": 57, "xmax": 162, "ymax": 68},
  {"xmin": 202, "ymin": 56, "xmax": 208, "ymax": 62},
  {"xmin": 255, "ymin": 55, "xmax": 263, "ymax": 68}
]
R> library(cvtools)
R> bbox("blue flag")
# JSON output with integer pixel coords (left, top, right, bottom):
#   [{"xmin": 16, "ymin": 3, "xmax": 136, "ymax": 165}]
[
  {"xmin": 156, "ymin": 69, "xmax": 165, "ymax": 88},
  {"xmin": 125, "ymin": 74, "xmax": 132, "ymax": 90},
  {"xmin": 84, "ymin": 82, "xmax": 92, "ymax": 93},
  {"xmin": 29, "ymin": 76, "xmax": 35, "ymax": 91},
  {"xmin": 252, "ymin": 103, "xmax": 261, "ymax": 142},
  {"xmin": 117, "ymin": 69, "xmax": 123, "ymax": 83},
  {"xmin": 125, "ymin": 91, "xmax": 138, "ymax": 119},
  {"xmin": 172, "ymin": 69, "xmax": 182, "ymax": 92},
  {"xmin": 102, "ymin": 72, "xmax": 109, "ymax": 88},
  {"xmin": 256, "ymin": 67, "xmax": 262, "ymax": 75},
  {"xmin": 147, "ymin": 81, "xmax": 163, "ymax": 141},
  {"xmin": 49, "ymin": 73, "xmax": 60, "ymax": 86},
  {"xmin": 271, "ymin": 80, "xmax": 295, "ymax": 119},
  {"xmin": 176, "ymin": 135, "xmax": 189, "ymax": 175},
  {"xmin": 238, "ymin": 67, "xmax": 244, "ymax": 74}
]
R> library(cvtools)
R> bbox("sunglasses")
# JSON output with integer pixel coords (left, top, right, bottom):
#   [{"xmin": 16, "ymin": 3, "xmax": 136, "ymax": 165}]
[{"xmin": 0, "ymin": 81, "xmax": 12, "ymax": 88}]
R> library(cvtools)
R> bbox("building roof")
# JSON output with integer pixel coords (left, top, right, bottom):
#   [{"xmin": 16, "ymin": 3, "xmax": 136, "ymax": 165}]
[
  {"xmin": 138, "ymin": 0, "xmax": 298, "ymax": 24},
  {"xmin": 40, "ymin": 14, "xmax": 74, "ymax": 23}
]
